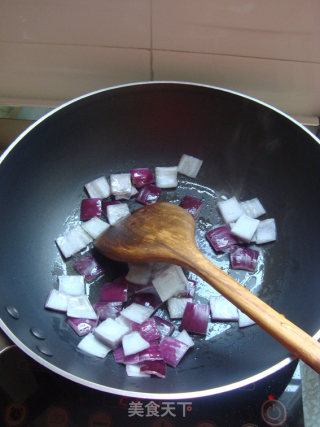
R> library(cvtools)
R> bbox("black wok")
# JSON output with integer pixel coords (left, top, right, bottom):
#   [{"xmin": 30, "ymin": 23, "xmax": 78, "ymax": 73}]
[{"xmin": 1, "ymin": 82, "xmax": 320, "ymax": 399}]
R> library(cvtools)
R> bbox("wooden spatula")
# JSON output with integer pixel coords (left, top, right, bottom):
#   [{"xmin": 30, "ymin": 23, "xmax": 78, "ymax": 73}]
[{"xmin": 95, "ymin": 202, "xmax": 320, "ymax": 373}]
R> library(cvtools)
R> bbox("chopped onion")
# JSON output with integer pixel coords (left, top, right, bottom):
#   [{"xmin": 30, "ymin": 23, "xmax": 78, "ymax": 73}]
[
  {"xmin": 131, "ymin": 318, "xmax": 161, "ymax": 342},
  {"xmin": 206, "ymin": 225, "xmax": 238, "ymax": 252},
  {"xmin": 130, "ymin": 168, "xmax": 155, "ymax": 188},
  {"xmin": 179, "ymin": 195, "xmax": 203, "ymax": 218},
  {"xmin": 94, "ymin": 317, "xmax": 130, "ymax": 348},
  {"xmin": 115, "ymin": 184, "xmax": 138, "ymax": 200},
  {"xmin": 99, "ymin": 281, "xmax": 128, "ymax": 303},
  {"xmin": 178, "ymin": 279, "xmax": 196, "ymax": 298},
  {"xmin": 176, "ymin": 330, "xmax": 194, "ymax": 348},
  {"xmin": 231, "ymin": 214, "xmax": 260, "ymax": 243},
  {"xmin": 67, "ymin": 295, "xmax": 97, "ymax": 320},
  {"xmin": 152, "ymin": 265, "xmax": 188, "ymax": 302},
  {"xmin": 178, "ymin": 154, "xmax": 203, "ymax": 178},
  {"xmin": 238, "ymin": 310, "xmax": 256, "ymax": 328},
  {"xmin": 240, "ymin": 198, "xmax": 266, "ymax": 219},
  {"xmin": 126, "ymin": 364, "xmax": 150, "ymax": 377},
  {"xmin": 153, "ymin": 316, "xmax": 174, "ymax": 339},
  {"xmin": 101, "ymin": 199, "xmax": 121, "ymax": 216},
  {"xmin": 106, "ymin": 203, "xmax": 130, "ymax": 225},
  {"xmin": 180, "ymin": 302, "xmax": 209, "ymax": 335},
  {"xmin": 80, "ymin": 198, "xmax": 102, "ymax": 220},
  {"xmin": 209, "ymin": 295, "xmax": 239, "ymax": 321},
  {"xmin": 229, "ymin": 245, "xmax": 259, "ymax": 271},
  {"xmin": 94, "ymin": 302, "xmax": 122, "ymax": 320},
  {"xmin": 56, "ymin": 225, "xmax": 92, "ymax": 259},
  {"xmin": 155, "ymin": 166, "xmax": 178, "ymax": 188},
  {"xmin": 125, "ymin": 263, "xmax": 153, "ymax": 285},
  {"xmin": 77, "ymin": 333, "xmax": 111, "ymax": 358},
  {"xmin": 159, "ymin": 336, "xmax": 189, "ymax": 367},
  {"xmin": 167, "ymin": 297, "xmax": 192, "ymax": 319},
  {"xmin": 131, "ymin": 293, "xmax": 162, "ymax": 311},
  {"xmin": 122, "ymin": 331, "xmax": 150, "ymax": 356},
  {"xmin": 254, "ymin": 218, "xmax": 277, "ymax": 244},
  {"xmin": 121, "ymin": 303, "xmax": 153, "ymax": 324},
  {"xmin": 85, "ymin": 176, "xmax": 111, "ymax": 199},
  {"xmin": 45, "ymin": 289, "xmax": 68, "ymax": 312},
  {"xmin": 217, "ymin": 196, "xmax": 243, "ymax": 224},
  {"xmin": 140, "ymin": 360, "xmax": 166, "ymax": 378},
  {"xmin": 115, "ymin": 315, "xmax": 135, "ymax": 329},
  {"xmin": 81, "ymin": 217, "xmax": 109, "ymax": 239},
  {"xmin": 67, "ymin": 317, "xmax": 97, "ymax": 336},
  {"xmin": 73, "ymin": 253, "xmax": 104, "ymax": 282},
  {"xmin": 58, "ymin": 275, "xmax": 85, "ymax": 296},
  {"xmin": 135, "ymin": 184, "xmax": 162, "ymax": 205},
  {"xmin": 110, "ymin": 173, "xmax": 132, "ymax": 199}
]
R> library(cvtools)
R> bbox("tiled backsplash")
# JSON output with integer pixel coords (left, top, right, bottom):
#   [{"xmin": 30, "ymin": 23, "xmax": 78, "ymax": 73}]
[{"xmin": 1, "ymin": 0, "xmax": 320, "ymax": 116}]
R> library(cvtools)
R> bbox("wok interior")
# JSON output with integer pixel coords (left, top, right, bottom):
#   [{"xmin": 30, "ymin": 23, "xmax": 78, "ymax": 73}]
[{"xmin": 1, "ymin": 83, "xmax": 320, "ymax": 396}]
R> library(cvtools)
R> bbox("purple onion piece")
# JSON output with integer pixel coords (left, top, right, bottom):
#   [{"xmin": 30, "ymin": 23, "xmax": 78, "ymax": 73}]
[
  {"xmin": 179, "ymin": 195, "xmax": 203, "ymax": 218},
  {"xmin": 131, "ymin": 293, "xmax": 163, "ymax": 311},
  {"xmin": 130, "ymin": 168, "xmax": 155, "ymax": 188},
  {"xmin": 67, "ymin": 317, "xmax": 97, "ymax": 336},
  {"xmin": 73, "ymin": 254, "xmax": 104, "ymax": 282},
  {"xmin": 153, "ymin": 316, "xmax": 174, "ymax": 339},
  {"xmin": 80, "ymin": 198, "xmax": 102, "ymax": 220},
  {"xmin": 94, "ymin": 302, "xmax": 123, "ymax": 320},
  {"xmin": 113, "ymin": 346, "xmax": 125, "ymax": 363},
  {"xmin": 229, "ymin": 245, "xmax": 259, "ymax": 271},
  {"xmin": 180, "ymin": 302, "xmax": 209, "ymax": 335},
  {"xmin": 131, "ymin": 318, "xmax": 161, "ymax": 342},
  {"xmin": 135, "ymin": 184, "xmax": 162, "ymax": 205},
  {"xmin": 159, "ymin": 336, "xmax": 189, "ymax": 367},
  {"xmin": 99, "ymin": 282, "xmax": 128, "ymax": 303},
  {"xmin": 178, "ymin": 279, "xmax": 196, "ymax": 298},
  {"xmin": 101, "ymin": 199, "xmax": 121, "ymax": 217},
  {"xmin": 140, "ymin": 360, "xmax": 166, "ymax": 378},
  {"xmin": 122, "ymin": 341, "xmax": 162, "ymax": 364},
  {"xmin": 206, "ymin": 225, "xmax": 238, "ymax": 252}
]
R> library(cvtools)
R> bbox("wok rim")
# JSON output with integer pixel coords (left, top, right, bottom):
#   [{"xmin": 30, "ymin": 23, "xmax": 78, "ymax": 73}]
[{"xmin": 1, "ymin": 80, "xmax": 320, "ymax": 399}]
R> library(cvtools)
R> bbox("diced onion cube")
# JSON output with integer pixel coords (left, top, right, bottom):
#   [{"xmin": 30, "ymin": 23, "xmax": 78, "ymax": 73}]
[
  {"xmin": 115, "ymin": 185, "xmax": 138, "ymax": 200},
  {"xmin": 106, "ymin": 203, "xmax": 130, "ymax": 225},
  {"xmin": 45, "ymin": 289, "xmax": 69, "ymax": 312},
  {"xmin": 254, "ymin": 218, "xmax": 277, "ymax": 244},
  {"xmin": 121, "ymin": 303, "xmax": 153, "ymax": 324},
  {"xmin": 58, "ymin": 275, "xmax": 85, "ymax": 296},
  {"xmin": 152, "ymin": 265, "xmax": 188, "ymax": 302},
  {"xmin": 56, "ymin": 225, "xmax": 93, "ymax": 258},
  {"xmin": 155, "ymin": 166, "xmax": 178, "ymax": 188},
  {"xmin": 180, "ymin": 302, "xmax": 209, "ymax": 335},
  {"xmin": 126, "ymin": 364, "xmax": 150, "ymax": 377},
  {"xmin": 238, "ymin": 310, "xmax": 256, "ymax": 328},
  {"xmin": 73, "ymin": 254, "xmax": 104, "ymax": 282},
  {"xmin": 153, "ymin": 316, "xmax": 174, "ymax": 339},
  {"xmin": 131, "ymin": 318, "xmax": 161, "ymax": 342},
  {"xmin": 67, "ymin": 317, "xmax": 97, "ymax": 336},
  {"xmin": 122, "ymin": 331, "xmax": 150, "ymax": 356},
  {"xmin": 67, "ymin": 296, "xmax": 97, "ymax": 320},
  {"xmin": 209, "ymin": 295, "xmax": 239, "ymax": 321},
  {"xmin": 159, "ymin": 336, "xmax": 189, "ymax": 367},
  {"xmin": 135, "ymin": 185, "xmax": 162, "ymax": 205},
  {"xmin": 229, "ymin": 246, "xmax": 259, "ymax": 271},
  {"xmin": 85, "ymin": 176, "xmax": 111, "ymax": 199},
  {"xmin": 178, "ymin": 154, "xmax": 203, "ymax": 178},
  {"xmin": 217, "ymin": 196, "xmax": 243, "ymax": 224},
  {"xmin": 206, "ymin": 225, "xmax": 238, "ymax": 252},
  {"xmin": 240, "ymin": 198, "xmax": 266, "ymax": 219},
  {"xmin": 94, "ymin": 317, "xmax": 130, "ymax": 348},
  {"xmin": 140, "ymin": 360, "xmax": 166, "ymax": 378},
  {"xmin": 80, "ymin": 198, "xmax": 102, "ymax": 220},
  {"xmin": 110, "ymin": 173, "xmax": 132, "ymax": 199},
  {"xmin": 125, "ymin": 263, "xmax": 153, "ymax": 285},
  {"xmin": 231, "ymin": 214, "xmax": 260, "ymax": 242},
  {"xmin": 176, "ymin": 330, "xmax": 194, "ymax": 348},
  {"xmin": 81, "ymin": 217, "xmax": 109, "ymax": 239},
  {"xmin": 167, "ymin": 297, "xmax": 192, "ymax": 319},
  {"xmin": 77, "ymin": 333, "xmax": 111, "ymax": 358},
  {"xmin": 130, "ymin": 168, "xmax": 155, "ymax": 188},
  {"xmin": 179, "ymin": 195, "xmax": 203, "ymax": 218}
]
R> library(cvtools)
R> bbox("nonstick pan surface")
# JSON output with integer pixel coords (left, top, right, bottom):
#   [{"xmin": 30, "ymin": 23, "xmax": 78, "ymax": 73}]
[{"xmin": 1, "ymin": 82, "xmax": 320, "ymax": 399}]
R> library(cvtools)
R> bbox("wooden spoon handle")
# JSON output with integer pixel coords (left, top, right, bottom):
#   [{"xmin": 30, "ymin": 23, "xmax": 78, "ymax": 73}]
[{"xmin": 180, "ymin": 245, "xmax": 320, "ymax": 373}]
